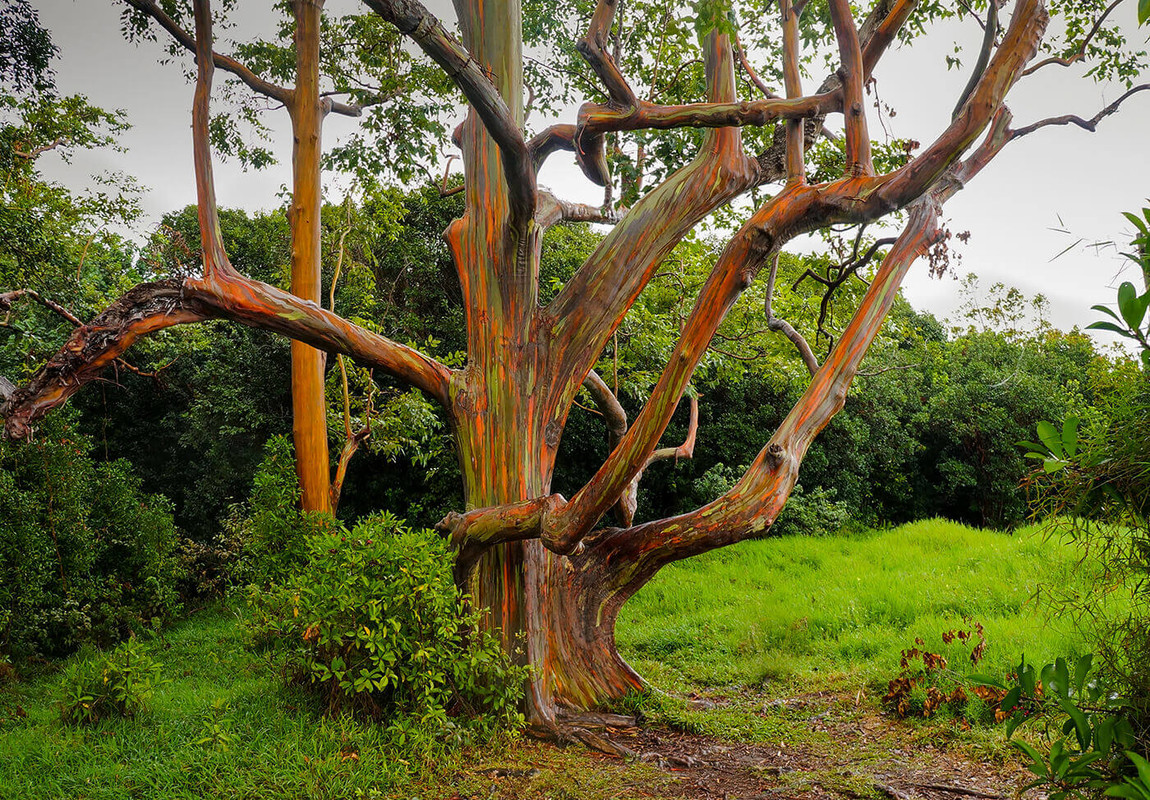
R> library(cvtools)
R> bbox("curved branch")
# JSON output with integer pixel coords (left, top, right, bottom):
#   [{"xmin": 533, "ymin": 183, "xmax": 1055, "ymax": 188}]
[
  {"xmin": 1008, "ymin": 83, "xmax": 1150, "ymax": 139},
  {"xmin": 363, "ymin": 0, "xmax": 535, "ymax": 222},
  {"xmin": 764, "ymin": 257, "xmax": 819, "ymax": 376},
  {"xmin": 1021, "ymin": 0, "xmax": 1123, "ymax": 76},
  {"xmin": 1, "ymin": 272, "xmax": 455, "ymax": 440},
  {"xmin": 123, "ymin": 0, "xmax": 291, "ymax": 107},
  {"xmin": 578, "ymin": 0, "xmax": 638, "ymax": 107},
  {"xmin": 952, "ymin": 0, "xmax": 999, "ymax": 121}
]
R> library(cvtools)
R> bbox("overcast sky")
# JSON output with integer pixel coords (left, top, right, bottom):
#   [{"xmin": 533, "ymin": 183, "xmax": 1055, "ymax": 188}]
[{"xmin": 30, "ymin": 1, "xmax": 1150, "ymax": 341}]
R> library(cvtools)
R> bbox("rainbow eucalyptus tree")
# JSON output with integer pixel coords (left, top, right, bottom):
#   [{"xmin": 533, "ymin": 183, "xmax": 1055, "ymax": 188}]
[{"xmin": 2, "ymin": 0, "xmax": 1148, "ymax": 742}]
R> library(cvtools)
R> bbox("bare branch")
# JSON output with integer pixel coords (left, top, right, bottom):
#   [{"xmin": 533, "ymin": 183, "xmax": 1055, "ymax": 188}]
[
  {"xmin": 1009, "ymin": 83, "xmax": 1150, "ymax": 139},
  {"xmin": 1022, "ymin": 0, "xmax": 1123, "ymax": 76},
  {"xmin": 764, "ymin": 257, "xmax": 819, "ymax": 376}
]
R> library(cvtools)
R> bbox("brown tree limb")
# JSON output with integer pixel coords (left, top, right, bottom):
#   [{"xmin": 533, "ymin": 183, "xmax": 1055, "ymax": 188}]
[
  {"xmin": 581, "ymin": 369, "xmax": 638, "ymax": 525},
  {"xmin": 953, "ymin": 0, "xmax": 999, "ymax": 121},
  {"xmin": 1008, "ymin": 83, "xmax": 1150, "ymax": 139},
  {"xmin": 541, "ymin": 3, "xmax": 1046, "ymax": 555},
  {"xmin": 781, "ymin": 0, "xmax": 807, "ymax": 184},
  {"xmin": 763, "ymin": 257, "xmax": 819, "ymax": 376},
  {"xmin": 755, "ymin": 0, "xmax": 918, "ymax": 186},
  {"xmin": 537, "ymin": 193, "xmax": 624, "ymax": 228},
  {"xmin": 579, "ymin": 108, "xmax": 1016, "ymax": 588},
  {"xmin": 547, "ymin": 32, "xmax": 759, "ymax": 405},
  {"xmin": 0, "ymin": 271, "xmax": 455, "ymax": 440},
  {"xmin": 124, "ymin": 0, "xmax": 291, "ymax": 105},
  {"xmin": 828, "ymin": 0, "xmax": 873, "ymax": 175},
  {"xmin": 437, "ymin": 494, "xmax": 567, "ymax": 577},
  {"xmin": 578, "ymin": 0, "xmax": 638, "ymax": 107},
  {"xmin": 12, "ymin": 136, "xmax": 68, "ymax": 160},
  {"xmin": 0, "ymin": 288, "xmax": 173, "ymax": 384}
]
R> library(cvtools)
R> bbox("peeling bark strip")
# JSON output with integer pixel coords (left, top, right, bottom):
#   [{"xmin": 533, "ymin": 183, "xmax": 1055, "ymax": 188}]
[{"xmin": 2, "ymin": 0, "xmax": 1144, "ymax": 735}]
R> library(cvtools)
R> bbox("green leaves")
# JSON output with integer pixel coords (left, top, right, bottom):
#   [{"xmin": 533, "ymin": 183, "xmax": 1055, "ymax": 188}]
[
  {"xmin": 247, "ymin": 512, "xmax": 528, "ymax": 739},
  {"xmin": 1020, "ymin": 416, "xmax": 1080, "ymax": 474},
  {"xmin": 1139, "ymin": 0, "xmax": 1150, "ymax": 27}
]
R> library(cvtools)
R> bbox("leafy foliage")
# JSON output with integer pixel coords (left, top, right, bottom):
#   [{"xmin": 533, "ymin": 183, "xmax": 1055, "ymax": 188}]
[
  {"xmin": 971, "ymin": 654, "xmax": 1137, "ymax": 800},
  {"xmin": 55, "ymin": 636, "xmax": 168, "ymax": 725},
  {"xmin": 0, "ymin": 411, "xmax": 182, "ymax": 660},
  {"xmin": 248, "ymin": 513, "xmax": 528, "ymax": 740}
]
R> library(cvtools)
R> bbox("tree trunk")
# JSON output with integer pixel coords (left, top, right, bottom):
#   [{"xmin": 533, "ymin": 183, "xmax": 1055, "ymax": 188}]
[
  {"xmin": 288, "ymin": 0, "xmax": 332, "ymax": 513},
  {"xmin": 453, "ymin": 393, "xmax": 645, "ymax": 726}
]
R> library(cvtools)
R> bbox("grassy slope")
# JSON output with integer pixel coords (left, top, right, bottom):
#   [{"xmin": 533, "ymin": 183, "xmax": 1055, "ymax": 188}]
[
  {"xmin": 0, "ymin": 520, "xmax": 1100, "ymax": 799},
  {"xmin": 619, "ymin": 519, "xmax": 1096, "ymax": 694}
]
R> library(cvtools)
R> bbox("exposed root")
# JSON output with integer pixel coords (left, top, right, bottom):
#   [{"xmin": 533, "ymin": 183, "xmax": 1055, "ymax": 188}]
[{"xmin": 526, "ymin": 710, "xmax": 641, "ymax": 758}]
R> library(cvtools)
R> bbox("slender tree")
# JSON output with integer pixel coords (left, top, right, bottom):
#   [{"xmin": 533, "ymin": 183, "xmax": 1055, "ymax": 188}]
[{"xmin": 2, "ymin": 0, "xmax": 1148, "ymax": 744}]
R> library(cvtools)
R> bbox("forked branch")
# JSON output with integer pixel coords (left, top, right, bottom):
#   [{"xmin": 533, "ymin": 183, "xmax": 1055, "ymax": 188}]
[{"xmin": 123, "ymin": 0, "xmax": 364, "ymax": 116}]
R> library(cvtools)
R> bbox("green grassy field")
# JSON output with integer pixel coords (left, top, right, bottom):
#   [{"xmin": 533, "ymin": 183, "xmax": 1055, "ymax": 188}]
[
  {"xmin": 618, "ymin": 518, "xmax": 1099, "ymax": 694},
  {"xmin": 0, "ymin": 519, "xmax": 1103, "ymax": 799}
]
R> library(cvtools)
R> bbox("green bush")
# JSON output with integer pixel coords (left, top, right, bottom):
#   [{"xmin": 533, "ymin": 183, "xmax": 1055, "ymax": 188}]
[
  {"xmin": 249, "ymin": 512, "xmax": 528, "ymax": 739},
  {"xmin": 196, "ymin": 434, "xmax": 332, "ymax": 595},
  {"xmin": 0, "ymin": 412, "xmax": 182, "ymax": 660},
  {"xmin": 773, "ymin": 484, "xmax": 852, "ymax": 537},
  {"xmin": 55, "ymin": 637, "xmax": 167, "ymax": 725}
]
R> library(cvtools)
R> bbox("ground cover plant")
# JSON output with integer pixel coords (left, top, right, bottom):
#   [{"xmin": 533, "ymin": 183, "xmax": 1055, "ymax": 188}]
[{"xmin": 0, "ymin": 520, "xmax": 1109, "ymax": 799}]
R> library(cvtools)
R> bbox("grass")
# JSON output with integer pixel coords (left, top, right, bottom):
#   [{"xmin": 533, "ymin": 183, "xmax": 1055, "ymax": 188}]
[
  {"xmin": 0, "ymin": 519, "xmax": 1104, "ymax": 799},
  {"xmin": 617, "ymin": 518, "xmax": 1102, "ymax": 694}
]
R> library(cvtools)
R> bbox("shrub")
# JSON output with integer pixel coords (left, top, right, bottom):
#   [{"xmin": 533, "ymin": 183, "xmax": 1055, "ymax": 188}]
[
  {"xmin": 249, "ymin": 512, "xmax": 528, "ymax": 739},
  {"xmin": 56, "ymin": 637, "xmax": 167, "ymax": 725},
  {"xmin": 0, "ymin": 412, "xmax": 182, "ymax": 660},
  {"xmin": 221, "ymin": 434, "xmax": 334, "ymax": 590},
  {"xmin": 773, "ymin": 484, "xmax": 851, "ymax": 537}
]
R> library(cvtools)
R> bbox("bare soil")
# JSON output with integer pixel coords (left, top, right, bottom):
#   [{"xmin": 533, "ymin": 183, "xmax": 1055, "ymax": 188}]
[{"xmin": 443, "ymin": 692, "xmax": 1037, "ymax": 800}]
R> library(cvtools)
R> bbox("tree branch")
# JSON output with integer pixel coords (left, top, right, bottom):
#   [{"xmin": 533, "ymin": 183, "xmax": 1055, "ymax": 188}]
[
  {"xmin": 537, "ymin": 192, "xmax": 624, "ymax": 229},
  {"xmin": 123, "ymin": 0, "xmax": 293, "ymax": 108},
  {"xmin": 577, "ymin": 0, "xmax": 638, "ymax": 107},
  {"xmin": 1022, "ymin": 0, "xmax": 1123, "ymax": 76},
  {"xmin": 0, "ymin": 272, "xmax": 455, "ymax": 440},
  {"xmin": 828, "ymin": 0, "xmax": 873, "ymax": 175},
  {"xmin": 780, "ymin": 0, "xmax": 807, "ymax": 184},
  {"xmin": 1008, "ymin": 83, "xmax": 1150, "ymax": 139},
  {"xmin": 363, "ymin": 0, "xmax": 535, "ymax": 223},
  {"xmin": 546, "ymin": 31, "xmax": 758, "ymax": 394},
  {"xmin": 764, "ymin": 257, "xmax": 819, "ymax": 376}
]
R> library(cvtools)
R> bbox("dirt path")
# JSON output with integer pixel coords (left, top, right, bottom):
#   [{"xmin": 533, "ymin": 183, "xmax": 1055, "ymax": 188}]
[{"xmin": 444, "ymin": 693, "xmax": 1036, "ymax": 800}]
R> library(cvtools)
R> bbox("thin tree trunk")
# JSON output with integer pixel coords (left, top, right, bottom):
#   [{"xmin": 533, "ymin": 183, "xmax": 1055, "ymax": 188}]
[{"xmin": 288, "ymin": 0, "xmax": 332, "ymax": 512}]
